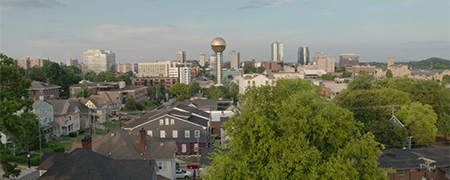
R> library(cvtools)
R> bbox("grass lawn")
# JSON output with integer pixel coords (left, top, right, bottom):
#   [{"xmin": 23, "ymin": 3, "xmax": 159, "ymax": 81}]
[
  {"xmin": 181, "ymin": 157, "xmax": 200, "ymax": 163},
  {"xmin": 42, "ymin": 147, "xmax": 54, "ymax": 153}
]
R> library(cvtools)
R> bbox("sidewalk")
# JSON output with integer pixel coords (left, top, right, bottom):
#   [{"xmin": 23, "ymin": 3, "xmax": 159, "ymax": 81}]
[{"xmin": 14, "ymin": 164, "xmax": 38, "ymax": 170}]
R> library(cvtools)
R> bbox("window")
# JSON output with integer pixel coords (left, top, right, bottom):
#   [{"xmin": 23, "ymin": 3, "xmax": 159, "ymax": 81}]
[
  {"xmin": 185, "ymin": 130, "xmax": 190, "ymax": 138},
  {"xmin": 432, "ymin": 169, "xmax": 437, "ymax": 174},
  {"xmin": 170, "ymin": 119, "xmax": 175, "ymax": 125},
  {"xmin": 182, "ymin": 144, "xmax": 187, "ymax": 153},
  {"xmin": 410, "ymin": 168, "xmax": 415, "ymax": 172},
  {"xmin": 159, "ymin": 119, "xmax": 163, "ymax": 125},
  {"xmin": 157, "ymin": 161, "xmax": 167, "ymax": 170},
  {"xmin": 396, "ymin": 170, "xmax": 405, "ymax": 176},
  {"xmin": 172, "ymin": 130, "xmax": 178, "ymax": 138},
  {"xmin": 194, "ymin": 143, "xmax": 199, "ymax": 152},
  {"xmin": 147, "ymin": 130, "xmax": 153, "ymax": 137},
  {"xmin": 160, "ymin": 130, "xmax": 165, "ymax": 138},
  {"xmin": 194, "ymin": 130, "xmax": 200, "ymax": 138},
  {"xmin": 69, "ymin": 116, "xmax": 72, "ymax": 121},
  {"xmin": 247, "ymin": 81, "xmax": 250, "ymax": 84},
  {"xmin": 165, "ymin": 118, "xmax": 169, "ymax": 125}
]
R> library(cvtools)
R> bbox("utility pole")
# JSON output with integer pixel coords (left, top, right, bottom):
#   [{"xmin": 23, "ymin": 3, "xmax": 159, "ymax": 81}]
[
  {"xmin": 419, "ymin": 157, "xmax": 436, "ymax": 180},
  {"xmin": 27, "ymin": 139, "xmax": 30, "ymax": 168},
  {"xmin": 38, "ymin": 125, "xmax": 42, "ymax": 157}
]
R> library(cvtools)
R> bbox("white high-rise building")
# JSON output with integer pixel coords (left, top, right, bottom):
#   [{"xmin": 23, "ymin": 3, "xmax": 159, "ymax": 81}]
[
  {"xmin": 179, "ymin": 67, "xmax": 191, "ymax": 85},
  {"xmin": 137, "ymin": 61, "xmax": 172, "ymax": 77},
  {"xmin": 271, "ymin": 41, "xmax": 283, "ymax": 61},
  {"xmin": 208, "ymin": 55, "xmax": 216, "ymax": 70},
  {"xmin": 83, "ymin": 49, "xmax": 116, "ymax": 73},
  {"xmin": 230, "ymin": 51, "xmax": 240, "ymax": 70},
  {"xmin": 199, "ymin": 53, "xmax": 206, "ymax": 67}
]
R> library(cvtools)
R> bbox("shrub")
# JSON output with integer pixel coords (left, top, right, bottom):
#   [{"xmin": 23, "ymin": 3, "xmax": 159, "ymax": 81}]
[
  {"xmin": 77, "ymin": 129, "xmax": 85, "ymax": 134},
  {"xmin": 68, "ymin": 132, "xmax": 78, "ymax": 137},
  {"xmin": 12, "ymin": 156, "xmax": 28, "ymax": 164},
  {"xmin": 30, "ymin": 156, "xmax": 41, "ymax": 166},
  {"xmin": 135, "ymin": 102, "xmax": 144, "ymax": 111},
  {"xmin": 52, "ymin": 146, "xmax": 65, "ymax": 153}
]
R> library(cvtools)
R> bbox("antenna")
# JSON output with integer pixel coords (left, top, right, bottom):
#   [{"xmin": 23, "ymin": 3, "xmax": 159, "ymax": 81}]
[{"xmin": 418, "ymin": 157, "xmax": 436, "ymax": 171}]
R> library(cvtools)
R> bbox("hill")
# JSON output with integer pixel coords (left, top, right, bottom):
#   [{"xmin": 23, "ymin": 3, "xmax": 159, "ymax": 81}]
[{"xmin": 364, "ymin": 57, "xmax": 449, "ymax": 70}]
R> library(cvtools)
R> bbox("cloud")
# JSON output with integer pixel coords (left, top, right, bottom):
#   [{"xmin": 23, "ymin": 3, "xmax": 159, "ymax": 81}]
[
  {"xmin": 237, "ymin": 5, "xmax": 263, "ymax": 10},
  {"xmin": 268, "ymin": 0, "xmax": 295, "ymax": 7},
  {"xmin": 1, "ymin": 0, "xmax": 64, "ymax": 9},
  {"xmin": 166, "ymin": 25, "xmax": 177, "ymax": 28},
  {"xmin": 321, "ymin": 12, "xmax": 334, "ymax": 15},
  {"xmin": 403, "ymin": 40, "xmax": 449, "ymax": 44}
]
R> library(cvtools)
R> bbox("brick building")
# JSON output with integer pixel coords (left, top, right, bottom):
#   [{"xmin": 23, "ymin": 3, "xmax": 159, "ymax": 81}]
[{"xmin": 27, "ymin": 81, "xmax": 61, "ymax": 101}]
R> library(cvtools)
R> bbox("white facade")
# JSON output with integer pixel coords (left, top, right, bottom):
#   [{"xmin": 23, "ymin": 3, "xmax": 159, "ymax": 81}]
[
  {"xmin": 83, "ymin": 49, "xmax": 116, "ymax": 73},
  {"xmin": 180, "ymin": 67, "xmax": 191, "ymax": 85},
  {"xmin": 138, "ymin": 61, "xmax": 172, "ymax": 77},
  {"xmin": 208, "ymin": 55, "xmax": 216, "ymax": 70},
  {"xmin": 230, "ymin": 51, "xmax": 240, "ymax": 70},
  {"xmin": 238, "ymin": 74, "xmax": 274, "ymax": 94},
  {"xmin": 67, "ymin": 58, "xmax": 78, "ymax": 66},
  {"xmin": 199, "ymin": 53, "xmax": 206, "ymax": 67},
  {"xmin": 169, "ymin": 67, "xmax": 179, "ymax": 78},
  {"xmin": 271, "ymin": 41, "xmax": 283, "ymax": 61},
  {"xmin": 316, "ymin": 53, "xmax": 335, "ymax": 73}
]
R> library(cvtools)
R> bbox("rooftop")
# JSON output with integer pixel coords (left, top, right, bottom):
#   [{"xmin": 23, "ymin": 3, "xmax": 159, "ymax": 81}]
[
  {"xmin": 378, "ymin": 147, "xmax": 450, "ymax": 169},
  {"xmin": 28, "ymin": 81, "xmax": 61, "ymax": 90}
]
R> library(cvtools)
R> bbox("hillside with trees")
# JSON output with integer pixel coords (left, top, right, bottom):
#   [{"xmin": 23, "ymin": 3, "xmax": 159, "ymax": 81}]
[{"xmin": 365, "ymin": 57, "xmax": 449, "ymax": 70}]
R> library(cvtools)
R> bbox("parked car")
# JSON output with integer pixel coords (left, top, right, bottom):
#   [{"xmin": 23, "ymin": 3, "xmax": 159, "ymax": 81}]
[
  {"xmin": 175, "ymin": 169, "xmax": 192, "ymax": 179},
  {"xmin": 187, "ymin": 161, "xmax": 201, "ymax": 169}
]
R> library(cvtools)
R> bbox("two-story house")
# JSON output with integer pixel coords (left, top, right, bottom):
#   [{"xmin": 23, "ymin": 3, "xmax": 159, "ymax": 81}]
[
  {"xmin": 90, "ymin": 91, "xmax": 122, "ymax": 116},
  {"xmin": 124, "ymin": 103, "xmax": 210, "ymax": 156},
  {"xmin": 27, "ymin": 81, "xmax": 61, "ymax": 101},
  {"xmin": 79, "ymin": 97, "xmax": 109, "ymax": 124},
  {"xmin": 32, "ymin": 100, "xmax": 60, "ymax": 140},
  {"xmin": 68, "ymin": 99, "xmax": 95, "ymax": 129},
  {"xmin": 47, "ymin": 100, "xmax": 81, "ymax": 135}
]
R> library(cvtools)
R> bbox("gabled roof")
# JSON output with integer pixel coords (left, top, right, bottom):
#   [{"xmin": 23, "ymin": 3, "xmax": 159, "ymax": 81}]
[
  {"xmin": 90, "ymin": 91, "xmax": 120, "ymax": 105},
  {"xmin": 390, "ymin": 115, "xmax": 404, "ymax": 127},
  {"xmin": 68, "ymin": 99, "xmax": 90, "ymax": 116},
  {"xmin": 378, "ymin": 147, "xmax": 450, "ymax": 169},
  {"xmin": 47, "ymin": 100, "xmax": 68, "ymax": 116},
  {"xmin": 32, "ymin": 100, "xmax": 51, "ymax": 109},
  {"xmin": 38, "ymin": 148, "xmax": 158, "ymax": 180},
  {"xmin": 79, "ymin": 97, "xmax": 108, "ymax": 108}
]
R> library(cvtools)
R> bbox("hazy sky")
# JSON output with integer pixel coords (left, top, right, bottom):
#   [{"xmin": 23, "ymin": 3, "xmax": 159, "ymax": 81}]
[{"xmin": 1, "ymin": 0, "xmax": 449, "ymax": 63}]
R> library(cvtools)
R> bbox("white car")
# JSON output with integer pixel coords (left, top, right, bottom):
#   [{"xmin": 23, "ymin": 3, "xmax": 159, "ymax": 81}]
[{"xmin": 175, "ymin": 169, "xmax": 192, "ymax": 179}]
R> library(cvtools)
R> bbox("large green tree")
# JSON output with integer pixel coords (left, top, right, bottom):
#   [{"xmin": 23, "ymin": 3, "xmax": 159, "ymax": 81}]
[
  {"xmin": 41, "ymin": 61, "xmax": 81, "ymax": 98},
  {"xmin": 0, "ymin": 54, "xmax": 39, "ymax": 178},
  {"xmin": 396, "ymin": 103, "xmax": 438, "ymax": 145},
  {"xmin": 347, "ymin": 71, "xmax": 376, "ymax": 91},
  {"xmin": 25, "ymin": 66, "xmax": 46, "ymax": 82},
  {"xmin": 204, "ymin": 79, "xmax": 388, "ymax": 180},
  {"xmin": 442, "ymin": 75, "xmax": 450, "ymax": 85},
  {"xmin": 190, "ymin": 81, "xmax": 201, "ymax": 95},
  {"xmin": 385, "ymin": 69, "xmax": 393, "ymax": 78},
  {"xmin": 169, "ymin": 83, "xmax": 191, "ymax": 101},
  {"xmin": 76, "ymin": 82, "xmax": 92, "ymax": 98}
]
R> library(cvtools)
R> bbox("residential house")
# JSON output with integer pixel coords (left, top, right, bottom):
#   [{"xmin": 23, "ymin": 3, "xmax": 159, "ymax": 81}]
[
  {"xmin": 71, "ymin": 129, "xmax": 178, "ymax": 180},
  {"xmin": 27, "ymin": 81, "xmax": 61, "ymax": 101},
  {"xmin": 69, "ymin": 82, "xmax": 121, "ymax": 98},
  {"xmin": 124, "ymin": 104, "xmax": 209, "ymax": 156},
  {"xmin": 37, "ymin": 148, "xmax": 159, "ymax": 180},
  {"xmin": 210, "ymin": 111, "xmax": 234, "ymax": 137},
  {"xmin": 89, "ymin": 91, "xmax": 123, "ymax": 115},
  {"xmin": 79, "ymin": 98, "xmax": 109, "ymax": 124},
  {"xmin": 68, "ymin": 99, "xmax": 94, "ymax": 129},
  {"xmin": 378, "ymin": 147, "xmax": 450, "ymax": 180},
  {"xmin": 47, "ymin": 100, "xmax": 81, "ymax": 135},
  {"xmin": 32, "ymin": 100, "xmax": 60, "ymax": 140},
  {"xmin": 181, "ymin": 99, "xmax": 234, "ymax": 111},
  {"xmin": 410, "ymin": 69, "xmax": 450, "ymax": 81}
]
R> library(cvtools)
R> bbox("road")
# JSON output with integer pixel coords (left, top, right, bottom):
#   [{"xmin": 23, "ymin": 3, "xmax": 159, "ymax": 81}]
[{"xmin": 0, "ymin": 166, "xmax": 37, "ymax": 180}]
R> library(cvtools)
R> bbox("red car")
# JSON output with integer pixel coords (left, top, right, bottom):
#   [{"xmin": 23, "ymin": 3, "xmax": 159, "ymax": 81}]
[{"xmin": 187, "ymin": 161, "xmax": 201, "ymax": 169}]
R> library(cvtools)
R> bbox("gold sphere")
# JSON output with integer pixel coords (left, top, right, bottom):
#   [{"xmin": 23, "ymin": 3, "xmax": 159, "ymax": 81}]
[{"xmin": 211, "ymin": 37, "xmax": 226, "ymax": 52}]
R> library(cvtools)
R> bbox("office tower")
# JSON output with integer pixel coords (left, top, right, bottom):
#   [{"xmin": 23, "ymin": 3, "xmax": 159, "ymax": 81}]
[
  {"xmin": 137, "ymin": 61, "xmax": 172, "ymax": 77},
  {"xmin": 199, "ymin": 53, "xmax": 206, "ymax": 67},
  {"xmin": 83, "ymin": 49, "xmax": 115, "ymax": 73},
  {"xmin": 315, "ymin": 52, "xmax": 335, "ymax": 73},
  {"xmin": 271, "ymin": 41, "xmax": 283, "ymax": 61},
  {"xmin": 230, "ymin": 51, "xmax": 240, "ymax": 70},
  {"xmin": 339, "ymin": 53, "xmax": 359, "ymax": 67},
  {"xmin": 297, "ymin": 46, "xmax": 309, "ymax": 65},
  {"xmin": 175, "ymin": 51, "xmax": 186, "ymax": 63},
  {"xmin": 67, "ymin": 58, "xmax": 79, "ymax": 66},
  {"xmin": 211, "ymin": 37, "xmax": 226, "ymax": 85}
]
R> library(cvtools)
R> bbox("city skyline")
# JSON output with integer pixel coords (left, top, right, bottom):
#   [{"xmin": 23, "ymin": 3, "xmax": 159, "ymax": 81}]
[{"xmin": 1, "ymin": 0, "xmax": 448, "ymax": 63}]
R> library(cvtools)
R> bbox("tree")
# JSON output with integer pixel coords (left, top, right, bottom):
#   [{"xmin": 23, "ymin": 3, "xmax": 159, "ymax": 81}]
[
  {"xmin": 396, "ymin": 103, "xmax": 438, "ymax": 145},
  {"xmin": 347, "ymin": 71, "xmax": 375, "ymax": 91},
  {"xmin": 342, "ymin": 71, "xmax": 352, "ymax": 78},
  {"xmin": 26, "ymin": 66, "xmax": 46, "ymax": 82},
  {"xmin": 0, "ymin": 145, "xmax": 20, "ymax": 178},
  {"xmin": 442, "ymin": 75, "xmax": 450, "ymax": 85},
  {"xmin": 126, "ymin": 71, "xmax": 134, "ymax": 77},
  {"xmin": 207, "ymin": 85, "xmax": 226, "ymax": 99},
  {"xmin": 125, "ymin": 95, "xmax": 136, "ymax": 110},
  {"xmin": 105, "ymin": 72, "xmax": 116, "ymax": 82},
  {"xmin": 227, "ymin": 74, "xmax": 233, "ymax": 79},
  {"xmin": 94, "ymin": 72, "xmax": 107, "ymax": 82},
  {"xmin": 190, "ymin": 82, "xmax": 201, "ymax": 95},
  {"xmin": 76, "ymin": 82, "xmax": 92, "ymax": 98},
  {"xmin": 335, "ymin": 66, "xmax": 346, "ymax": 72},
  {"xmin": 205, "ymin": 79, "xmax": 388, "ymax": 179},
  {"xmin": 256, "ymin": 66, "xmax": 265, "ymax": 73},
  {"xmin": 116, "ymin": 75, "xmax": 131, "ymax": 85},
  {"xmin": 320, "ymin": 74, "xmax": 337, "ymax": 80},
  {"xmin": 83, "ymin": 71, "xmax": 97, "ymax": 81},
  {"xmin": 385, "ymin": 69, "xmax": 393, "ymax": 78},
  {"xmin": 0, "ymin": 54, "xmax": 39, "ymax": 178},
  {"xmin": 169, "ymin": 83, "xmax": 191, "ymax": 101}
]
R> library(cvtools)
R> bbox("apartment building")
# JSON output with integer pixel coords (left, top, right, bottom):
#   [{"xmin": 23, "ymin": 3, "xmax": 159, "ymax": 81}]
[
  {"xmin": 27, "ymin": 81, "xmax": 61, "ymax": 101},
  {"xmin": 134, "ymin": 76, "xmax": 178, "ymax": 90},
  {"xmin": 138, "ymin": 61, "xmax": 172, "ymax": 77},
  {"xmin": 83, "ymin": 49, "xmax": 116, "ymax": 73}
]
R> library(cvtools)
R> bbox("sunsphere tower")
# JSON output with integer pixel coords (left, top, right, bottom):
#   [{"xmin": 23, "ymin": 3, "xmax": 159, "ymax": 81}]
[{"xmin": 211, "ymin": 37, "xmax": 226, "ymax": 86}]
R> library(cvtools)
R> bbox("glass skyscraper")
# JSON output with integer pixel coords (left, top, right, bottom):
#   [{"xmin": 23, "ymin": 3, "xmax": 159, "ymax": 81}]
[{"xmin": 297, "ymin": 46, "xmax": 310, "ymax": 65}]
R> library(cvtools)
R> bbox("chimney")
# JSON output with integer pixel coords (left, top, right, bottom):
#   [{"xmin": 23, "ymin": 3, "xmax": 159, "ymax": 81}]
[
  {"xmin": 81, "ymin": 136, "xmax": 92, "ymax": 151},
  {"xmin": 140, "ymin": 128, "xmax": 146, "ymax": 155}
]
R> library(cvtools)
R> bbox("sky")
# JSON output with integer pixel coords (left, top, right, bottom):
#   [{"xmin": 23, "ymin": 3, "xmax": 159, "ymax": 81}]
[{"xmin": 0, "ymin": 0, "xmax": 449, "ymax": 64}]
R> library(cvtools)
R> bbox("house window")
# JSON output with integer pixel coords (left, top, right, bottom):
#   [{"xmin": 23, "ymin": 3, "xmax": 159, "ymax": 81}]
[
  {"xmin": 69, "ymin": 116, "xmax": 72, "ymax": 121},
  {"xmin": 147, "ymin": 130, "xmax": 153, "ymax": 137},
  {"xmin": 159, "ymin": 119, "xmax": 163, "ymax": 125},
  {"xmin": 410, "ymin": 168, "xmax": 415, "ymax": 172},
  {"xmin": 185, "ymin": 130, "xmax": 190, "ymax": 138},
  {"xmin": 170, "ymin": 119, "xmax": 175, "ymax": 125},
  {"xmin": 172, "ymin": 130, "xmax": 178, "ymax": 138},
  {"xmin": 396, "ymin": 170, "xmax": 405, "ymax": 176},
  {"xmin": 160, "ymin": 130, "xmax": 165, "ymax": 138},
  {"xmin": 165, "ymin": 118, "xmax": 169, "ymax": 125},
  {"xmin": 194, "ymin": 130, "xmax": 200, "ymax": 138},
  {"xmin": 157, "ymin": 162, "xmax": 167, "ymax": 170},
  {"xmin": 182, "ymin": 144, "xmax": 187, "ymax": 153}
]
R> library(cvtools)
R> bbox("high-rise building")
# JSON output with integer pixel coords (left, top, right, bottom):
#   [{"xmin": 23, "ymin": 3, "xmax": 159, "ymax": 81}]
[
  {"xmin": 314, "ymin": 52, "xmax": 335, "ymax": 73},
  {"xmin": 271, "ymin": 41, "xmax": 283, "ymax": 61},
  {"xmin": 137, "ymin": 61, "xmax": 171, "ymax": 77},
  {"xmin": 297, "ymin": 46, "xmax": 309, "ymax": 65},
  {"xmin": 175, "ymin": 51, "xmax": 186, "ymax": 63},
  {"xmin": 230, "ymin": 51, "xmax": 240, "ymax": 70},
  {"xmin": 116, "ymin": 63, "xmax": 138, "ymax": 74},
  {"xmin": 179, "ymin": 67, "xmax": 191, "ymax": 85},
  {"xmin": 67, "ymin": 58, "xmax": 79, "ymax": 66},
  {"xmin": 338, "ymin": 53, "xmax": 359, "ymax": 67},
  {"xmin": 83, "ymin": 49, "xmax": 116, "ymax": 73},
  {"xmin": 199, "ymin": 53, "xmax": 206, "ymax": 67},
  {"xmin": 208, "ymin": 55, "xmax": 216, "ymax": 70}
]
